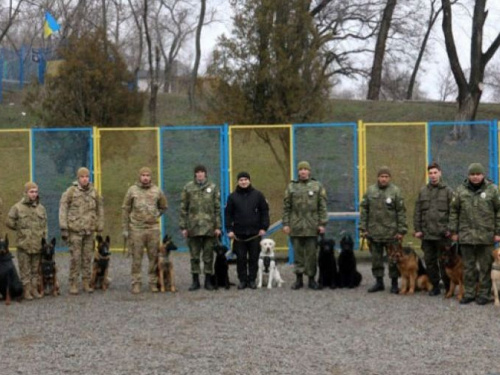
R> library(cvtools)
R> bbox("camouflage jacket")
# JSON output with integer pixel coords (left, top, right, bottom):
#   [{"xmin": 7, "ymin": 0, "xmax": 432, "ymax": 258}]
[
  {"xmin": 414, "ymin": 181, "xmax": 453, "ymax": 240},
  {"xmin": 59, "ymin": 182, "xmax": 104, "ymax": 235},
  {"xmin": 360, "ymin": 183, "xmax": 407, "ymax": 241},
  {"xmin": 282, "ymin": 178, "xmax": 328, "ymax": 237},
  {"xmin": 449, "ymin": 179, "xmax": 500, "ymax": 245},
  {"xmin": 122, "ymin": 182, "xmax": 168, "ymax": 231},
  {"xmin": 180, "ymin": 179, "xmax": 221, "ymax": 237},
  {"xmin": 6, "ymin": 195, "xmax": 48, "ymax": 254}
]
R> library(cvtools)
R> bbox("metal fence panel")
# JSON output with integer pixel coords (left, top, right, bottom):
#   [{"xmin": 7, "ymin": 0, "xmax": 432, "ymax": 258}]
[
  {"xmin": 32, "ymin": 128, "xmax": 93, "ymax": 245},
  {"xmin": 229, "ymin": 125, "xmax": 291, "ymax": 249},
  {"xmin": 294, "ymin": 123, "xmax": 358, "ymax": 246},
  {"xmin": 161, "ymin": 126, "xmax": 225, "ymax": 249},
  {"xmin": 363, "ymin": 123, "xmax": 427, "ymax": 245},
  {"xmin": 0, "ymin": 130, "xmax": 30, "ymax": 236},
  {"xmin": 98, "ymin": 129, "xmax": 159, "ymax": 247},
  {"xmin": 429, "ymin": 121, "xmax": 497, "ymax": 188}
]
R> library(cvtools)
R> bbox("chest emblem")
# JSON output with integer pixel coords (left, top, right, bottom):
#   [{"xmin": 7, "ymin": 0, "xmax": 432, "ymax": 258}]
[
  {"xmin": 206, "ymin": 188, "xmax": 212, "ymax": 193},
  {"xmin": 386, "ymin": 198, "xmax": 392, "ymax": 204},
  {"xmin": 308, "ymin": 190, "xmax": 314, "ymax": 196},
  {"xmin": 480, "ymin": 192, "xmax": 486, "ymax": 199}
]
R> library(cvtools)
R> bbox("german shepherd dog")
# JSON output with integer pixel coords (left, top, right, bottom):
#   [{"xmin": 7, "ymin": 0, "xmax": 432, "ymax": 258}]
[
  {"xmin": 441, "ymin": 242, "xmax": 464, "ymax": 301},
  {"xmin": 38, "ymin": 237, "xmax": 60, "ymax": 296},
  {"xmin": 157, "ymin": 235, "xmax": 178, "ymax": 293},
  {"xmin": 90, "ymin": 235, "xmax": 111, "ymax": 291},
  {"xmin": 338, "ymin": 233, "xmax": 362, "ymax": 288},
  {"xmin": 388, "ymin": 242, "xmax": 432, "ymax": 295},
  {"xmin": 317, "ymin": 235, "xmax": 340, "ymax": 289},
  {"xmin": 212, "ymin": 239, "xmax": 231, "ymax": 290},
  {"xmin": 0, "ymin": 235, "xmax": 23, "ymax": 305},
  {"xmin": 491, "ymin": 247, "xmax": 500, "ymax": 307}
]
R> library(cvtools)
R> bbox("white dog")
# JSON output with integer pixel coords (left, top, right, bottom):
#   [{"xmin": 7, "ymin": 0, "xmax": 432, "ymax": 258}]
[{"xmin": 257, "ymin": 238, "xmax": 284, "ymax": 289}]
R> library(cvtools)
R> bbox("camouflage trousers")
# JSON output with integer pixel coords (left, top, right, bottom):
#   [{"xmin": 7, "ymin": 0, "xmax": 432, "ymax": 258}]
[
  {"xmin": 130, "ymin": 228, "xmax": 159, "ymax": 286},
  {"xmin": 68, "ymin": 232, "xmax": 94, "ymax": 283},
  {"xmin": 188, "ymin": 236, "xmax": 214, "ymax": 275},
  {"xmin": 421, "ymin": 239, "xmax": 450, "ymax": 290},
  {"xmin": 17, "ymin": 249, "xmax": 41, "ymax": 287},
  {"xmin": 461, "ymin": 244, "xmax": 493, "ymax": 300},
  {"xmin": 291, "ymin": 237, "xmax": 318, "ymax": 278},
  {"xmin": 370, "ymin": 241, "xmax": 399, "ymax": 279}
]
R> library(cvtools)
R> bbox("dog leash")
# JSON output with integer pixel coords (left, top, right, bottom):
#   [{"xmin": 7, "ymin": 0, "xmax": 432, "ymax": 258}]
[{"xmin": 233, "ymin": 234, "xmax": 261, "ymax": 242}]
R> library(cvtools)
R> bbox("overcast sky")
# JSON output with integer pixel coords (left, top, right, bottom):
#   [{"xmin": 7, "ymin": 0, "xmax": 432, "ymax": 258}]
[{"xmin": 200, "ymin": 1, "xmax": 500, "ymax": 101}]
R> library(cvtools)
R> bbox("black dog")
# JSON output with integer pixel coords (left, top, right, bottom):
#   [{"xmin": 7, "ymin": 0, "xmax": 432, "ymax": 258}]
[
  {"xmin": 0, "ymin": 235, "xmax": 23, "ymax": 305},
  {"xmin": 211, "ymin": 240, "xmax": 231, "ymax": 290},
  {"xmin": 39, "ymin": 237, "xmax": 59, "ymax": 296},
  {"xmin": 90, "ymin": 235, "xmax": 111, "ymax": 291},
  {"xmin": 317, "ymin": 235, "xmax": 340, "ymax": 289},
  {"xmin": 338, "ymin": 233, "xmax": 362, "ymax": 288}
]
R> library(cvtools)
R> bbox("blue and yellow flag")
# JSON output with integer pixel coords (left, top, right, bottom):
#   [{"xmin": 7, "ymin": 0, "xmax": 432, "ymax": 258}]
[{"xmin": 44, "ymin": 12, "xmax": 60, "ymax": 38}]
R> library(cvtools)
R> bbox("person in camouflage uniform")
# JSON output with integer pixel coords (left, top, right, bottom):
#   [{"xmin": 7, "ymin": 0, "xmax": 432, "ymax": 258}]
[
  {"xmin": 6, "ymin": 182, "xmax": 47, "ymax": 300},
  {"xmin": 414, "ymin": 162, "xmax": 453, "ymax": 296},
  {"xmin": 449, "ymin": 163, "xmax": 500, "ymax": 305},
  {"xmin": 122, "ymin": 167, "xmax": 168, "ymax": 294},
  {"xmin": 360, "ymin": 166, "xmax": 407, "ymax": 294},
  {"xmin": 180, "ymin": 165, "xmax": 221, "ymax": 291},
  {"xmin": 282, "ymin": 161, "xmax": 328, "ymax": 290},
  {"xmin": 59, "ymin": 167, "xmax": 104, "ymax": 295}
]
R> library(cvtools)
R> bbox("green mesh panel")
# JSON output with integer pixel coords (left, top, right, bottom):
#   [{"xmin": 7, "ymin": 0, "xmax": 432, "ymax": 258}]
[
  {"xmin": 294, "ymin": 124, "xmax": 358, "ymax": 241},
  {"xmin": 365, "ymin": 124, "xmax": 426, "ymax": 245},
  {"xmin": 100, "ymin": 130, "xmax": 158, "ymax": 247},
  {"xmin": 0, "ymin": 131, "xmax": 30, "ymax": 237},
  {"xmin": 230, "ymin": 127, "xmax": 290, "ymax": 249},
  {"xmin": 429, "ymin": 123, "xmax": 491, "ymax": 189},
  {"xmin": 33, "ymin": 129, "xmax": 92, "ymax": 245},
  {"xmin": 161, "ymin": 128, "xmax": 222, "ymax": 249}
]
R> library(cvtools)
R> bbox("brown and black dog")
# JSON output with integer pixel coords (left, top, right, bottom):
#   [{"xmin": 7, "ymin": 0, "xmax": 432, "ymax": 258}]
[
  {"xmin": 38, "ymin": 237, "xmax": 60, "ymax": 296},
  {"xmin": 157, "ymin": 235, "xmax": 178, "ymax": 293},
  {"xmin": 388, "ymin": 242, "xmax": 433, "ymax": 295},
  {"xmin": 491, "ymin": 247, "xmax": 500, "ymax": 307},
  {"xmin": 441, "ymin": 242, "xmax": 464, "ymax": 301},
  {"xmin": 90, "ymin": 235, "xmax": 111, "ymax": 291}
]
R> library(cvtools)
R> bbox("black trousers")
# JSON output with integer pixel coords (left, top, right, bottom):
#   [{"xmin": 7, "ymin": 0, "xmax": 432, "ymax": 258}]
[{"xmin": 233, "ymin": 236, "xmax": 261, "ymax": 283}]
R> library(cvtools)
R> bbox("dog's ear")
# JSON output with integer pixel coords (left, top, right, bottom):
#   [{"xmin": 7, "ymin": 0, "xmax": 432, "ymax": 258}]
[
  {"xmin": 41, "ymin": 237, "xmax": 47, "ymax": 246},
  {"xmin": 96, "ymin": 235, "xmax": 103, "ymax": 244},
  {"xmin": 162, "ymin": 235, "xmax": 169, "ymax": 244},
  {"xmin": 51, "ymin": 237, "xmax": 56, "ymax": 247},
  {"xmin": 260, "ymin": 239, "xmax": 266, "ymax": 247},
  {"xmin": 105, "ymin": 236, "xmax": 111, "ymax": 244}
]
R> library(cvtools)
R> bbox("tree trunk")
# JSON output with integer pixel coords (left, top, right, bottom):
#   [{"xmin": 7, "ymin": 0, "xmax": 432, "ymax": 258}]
[
  {"xmin": 367, "ymin": 0, "xmax": 398, "ymax": 100},
  {"xmin": 189, "ymin": 0, "xmax": 206, "ymax": 110},
  {"xmin": 406, "ymin": 0, "xmax": 441, "ymax": 100},
  {"xmin": 143, "ymin": 0, "xmax": 158, "ymax": 126}
]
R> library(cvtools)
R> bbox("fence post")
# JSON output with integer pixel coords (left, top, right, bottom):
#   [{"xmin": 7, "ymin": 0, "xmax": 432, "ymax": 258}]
[{"xmin": 19, "ymin": 45, "xmax": 24, "ymax": 89}]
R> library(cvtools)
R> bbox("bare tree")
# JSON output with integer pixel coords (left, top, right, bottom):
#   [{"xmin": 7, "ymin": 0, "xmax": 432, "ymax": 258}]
[
  {"xmin": 143, "ymin": 0, "xmax": 160, "ymax": 126},
  {"xmin": 406, "ymin": 0, "xmax": 445, "ymax": 100},
  {"xmin": 0, "ymin": 0, "xmax": 27, "ymax": 45},
  {"xmin": 441, "ymin": 0, "xmax": 500, "ymax": 122},
  {"xmin": 367, "ymin": 0, "xmax": 398, "ymax": 100},
  {"xmin": 188, "ymin": 0, "xmax": 205, "ymax": 110},
  {"xmin": 436, "ymin": 65, "xmax": 458, "ymax": 101}
]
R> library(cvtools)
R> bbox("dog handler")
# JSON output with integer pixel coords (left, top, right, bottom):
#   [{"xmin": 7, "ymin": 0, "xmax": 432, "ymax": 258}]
[
  {"xmin": 59, "ymin": 167, "xmax": 104, "ymax": 295},
  {"xmin": 6, "ymin": 182, "xmax": 48, "ymax": 300},
  {"xmin": 449, "ymin": 163, "xmax": 500, "ymax": 305},
  {"xmin": 283, "ymin": 161, "xmax": 328, "ymax": 290},
  {"xmin": 180, "ymin": 165, "xmax": 221, "ymax": 291},
  {"xmin": 122, "ymin": 167, "xmax": 168, "ymax": 294},
  {"xmin": 360, "ymin": 166, "xmax": 407, "ymax": 294},
  {"xmin": 225, "ymin": 171, "xmax": 269, "ymax": 290},
  {"xmin": 414, "ymin": 162, "xmax": 453, "ymax": 296}
]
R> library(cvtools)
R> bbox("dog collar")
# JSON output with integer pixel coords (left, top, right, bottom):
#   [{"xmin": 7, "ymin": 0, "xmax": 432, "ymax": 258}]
[{"xmin": 492, "ymin": 263, "xmax": 500, "ymax": 271}]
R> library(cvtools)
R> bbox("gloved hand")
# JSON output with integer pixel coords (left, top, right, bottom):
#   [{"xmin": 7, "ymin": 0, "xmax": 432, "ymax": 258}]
[{"xmin": 61, "ymin": 229, "xmax": 69, "ymax": 242}]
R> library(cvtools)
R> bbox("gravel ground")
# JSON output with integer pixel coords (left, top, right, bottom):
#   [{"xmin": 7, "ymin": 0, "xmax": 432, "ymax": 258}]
[{"xmin": 1, "ymin": 251, "xmax": 500, "ymax": 375}]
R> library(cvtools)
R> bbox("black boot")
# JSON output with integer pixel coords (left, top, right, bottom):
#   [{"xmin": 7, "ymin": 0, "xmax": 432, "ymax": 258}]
[
  {"xmin": 189, "ymin": 274, "xmax": 200, "ymax": 291},
  {"xmin": 291, "ymin": 273, "xmax": 304, "ymax": 290},
  {"xmin": 308, "ymin": 277, "xmax": 320, "ymax": 290},
  {"xmin": 204, "ymin": 275, "xmax": 214, "ymax": 291},
  {"xmin": 367, "ymin": 277, "xmax": 384, "ymax": 293},
  {"xmin": 390, "ymin": 277, "xmax": 399, "ymax": 294},
  {"xmin": 238, "ymin": 281, "xmax": 247, "ymax": 290}
]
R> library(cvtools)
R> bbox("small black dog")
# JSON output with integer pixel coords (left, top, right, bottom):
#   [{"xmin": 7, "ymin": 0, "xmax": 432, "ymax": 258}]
[
  {"xmin": 90, "ymin": 235, "xmax": 111, "ymax": 291},
  {"xmin": 0, "ymin": 235, "xmax": 23, "ymax": 305},
  {"xmin": 211, "ymin": 240, "xmax": 231, "ymax": 290},
  {"xmin": 338, "ymin": 233, "xmax": 362, "ymax": 288},
  {"xmin": 39, "ymin": 237, "xmax": 59, "ymax": 296},
  {"xmin": 317, "ymin": 235, "xmax": 340, "ymax": 289}
]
